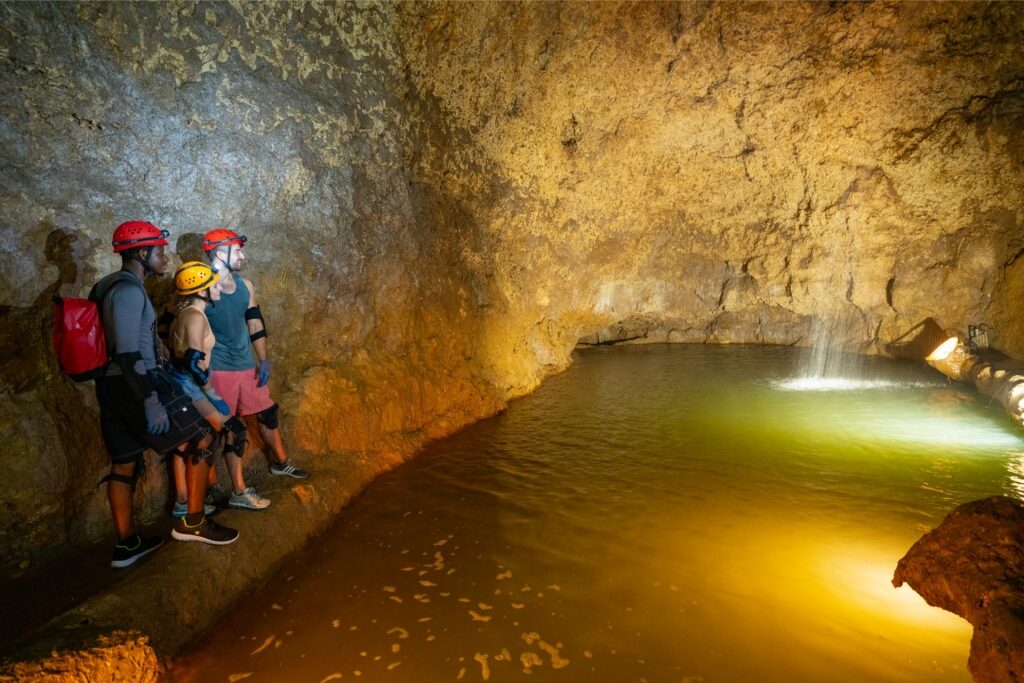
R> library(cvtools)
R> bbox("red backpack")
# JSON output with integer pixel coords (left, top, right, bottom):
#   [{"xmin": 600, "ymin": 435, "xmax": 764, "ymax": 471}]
[{"xmin": 52, "ymin": 272, "xmax": 137, "ymax": 382}]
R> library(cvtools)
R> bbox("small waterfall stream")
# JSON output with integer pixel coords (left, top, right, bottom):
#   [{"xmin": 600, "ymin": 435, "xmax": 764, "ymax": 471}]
[{"xmin": 789, "ymin": 221, "xmax": 868, "ymax": 390}]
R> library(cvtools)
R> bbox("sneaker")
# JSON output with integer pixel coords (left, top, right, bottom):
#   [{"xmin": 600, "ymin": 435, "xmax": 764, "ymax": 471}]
[
  {"xmin": 111, "ymin": 533, "xmax": 164, "ymax": 568},
  {"xmin": 171, "ymin": 500, "xmax": 217, "ymax": 518},
  {"xmin": 228, "ymin": 487, "xmax": 271, "ymax": 511},
  {"xmin": 269, "ymin": 458, "xmax": 310, "ymax": 479},
  {"xmin": 204, "ymin": 485, "xmax": 227, "ymax": 506},
  {"xmin": 171, "ymin": 517, "xmax": 239, "ymax": 545}
]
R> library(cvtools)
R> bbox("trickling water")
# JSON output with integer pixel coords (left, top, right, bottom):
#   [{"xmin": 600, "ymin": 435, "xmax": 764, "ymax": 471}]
[
  {"xmin": 797, "ymin": 225, "xmax": 865, "ymax": 384},
  {"xmin": 174, "ymin": 345, "xmax": 1024, "ymax": 683},
  {"xmin": 799, "ymin": 316, "xmax": 866, "ymax": 382}
]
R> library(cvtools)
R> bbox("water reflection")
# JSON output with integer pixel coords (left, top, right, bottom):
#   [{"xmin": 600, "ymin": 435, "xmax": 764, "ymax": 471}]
[
  {"xmin": 1007, "ymin": 451, "xmax": 1024, "ymax": 499},
  {"xmin": 174, "ymin": 345, "xmax": 1023, "ymax": 683}
]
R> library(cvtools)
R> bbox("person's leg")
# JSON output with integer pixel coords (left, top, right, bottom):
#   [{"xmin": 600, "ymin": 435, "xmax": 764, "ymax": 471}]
[
  {"xmin": 107, "ymin": 461, "xmax": 136, "ymax": 540},
  {"xmin": 171, "ymin": 429, "xmax": 239, "ymax": 546},
  {"xmin": 172, "ymin": 455, "xmax": 186, "ymax": 504},
  {"xmin": 226, "ymin": 445, "xmax": 246, "ymax": 493},
  {"xmin": 194, "ymin": 402, "xmax": 225, "ymax": 490},
  {"xmin": 237, "ymin": 373, "xmax": 308, "ymax": 479},
  {"xmin": 97, "ymin": 378, "xmax": 147, "ymax": 541},
  {"xmin": 257, "ymin": 421, "xmax": 288, "ymax": 464},
  {"xmin": 185, "ymin": 432, "xmax": 215, "ymax": 515}
]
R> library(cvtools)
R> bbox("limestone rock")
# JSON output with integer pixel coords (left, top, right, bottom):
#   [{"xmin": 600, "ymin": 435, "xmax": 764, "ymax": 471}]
[
  {"xmin": 1, "ymin": 1, "xmax": 1023, "ymax": 561},
  {"xmin": 395, "ymin": 1, "xmax": 1024, "ymax": 359},
  {"xmin": 893, "ymin": 496, "xmax": 1024, "ymax": 683}
]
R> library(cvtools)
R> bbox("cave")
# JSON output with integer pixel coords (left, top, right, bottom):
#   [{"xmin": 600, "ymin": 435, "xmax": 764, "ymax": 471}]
[{"xmin": 2, "ymin": 2, "xmax": 1023, "ymax": 682}]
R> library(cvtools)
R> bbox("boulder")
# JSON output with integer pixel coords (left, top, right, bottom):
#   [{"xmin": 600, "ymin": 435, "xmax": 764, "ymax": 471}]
[{"xmin": 893, "ymin": 496, "xmax": 1024, "ymax": 683}]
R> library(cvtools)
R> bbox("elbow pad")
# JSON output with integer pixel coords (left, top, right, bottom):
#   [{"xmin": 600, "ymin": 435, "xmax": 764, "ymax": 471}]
[
  {"xmin": 182, "ymin": 347, "xmax": 209, "ymax": 386},
  {"xmin": 114, "ymin": 351, "xmax": 156, "ymax": 400},
  {"xmin": 245, "ymin": 306, "xmax": 267, "ymax": 342}
]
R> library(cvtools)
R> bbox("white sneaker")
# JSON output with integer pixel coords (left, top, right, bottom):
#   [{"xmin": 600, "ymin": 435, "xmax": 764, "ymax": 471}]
[{"xmin": 227, "ymin": 487, "xmax": 271, "ymax": 511}]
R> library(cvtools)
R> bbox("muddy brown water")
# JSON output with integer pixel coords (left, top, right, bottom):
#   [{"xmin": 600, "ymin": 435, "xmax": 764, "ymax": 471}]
[{"xmin": 171, "ymin": 345, "xmax": 1024, "ymax": 682}]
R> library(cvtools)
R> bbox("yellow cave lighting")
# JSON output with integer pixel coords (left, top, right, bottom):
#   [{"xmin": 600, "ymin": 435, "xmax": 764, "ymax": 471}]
[
  {"xmin": 925, "ymin": 336, "xmax": 975, "ymax": 381},
  {"xmin": 926, "ymin": 337, "xmax": 960, "ymax": 362}
]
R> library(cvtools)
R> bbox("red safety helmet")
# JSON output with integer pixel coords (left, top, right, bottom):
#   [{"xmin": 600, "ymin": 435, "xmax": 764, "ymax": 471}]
[
  {"xmin": 202, "ymin": 228, "xmax": 247, "ymax": 252},
  {"xmin": 111, "ymin": 221, "xmax": 169, "ymax": 253}
]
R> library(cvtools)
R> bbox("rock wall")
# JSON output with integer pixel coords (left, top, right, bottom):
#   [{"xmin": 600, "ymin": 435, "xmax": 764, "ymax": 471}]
[
  {"xmin": 396, "ymin": 1, "xmax": 1024, "ymax": 356},
  {"xmin": 0, "ymin": 1, "xmax": 506, "ymax": 559},
  {"xmin": 1, "ymin": 1, "xmax": 1023, "ymax": 560}
]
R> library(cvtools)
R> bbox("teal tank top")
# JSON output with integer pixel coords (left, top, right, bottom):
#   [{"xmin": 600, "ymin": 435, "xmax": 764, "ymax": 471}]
[{"xmin": 206, "ymin": 277, "xmax": 255, "ymax": 371}]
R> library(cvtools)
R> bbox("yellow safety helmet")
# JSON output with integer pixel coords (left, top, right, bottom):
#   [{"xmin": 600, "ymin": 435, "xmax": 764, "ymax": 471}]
[{"xmin": 174, "ymin": 261, "xmax": 219, "ymax": 295}]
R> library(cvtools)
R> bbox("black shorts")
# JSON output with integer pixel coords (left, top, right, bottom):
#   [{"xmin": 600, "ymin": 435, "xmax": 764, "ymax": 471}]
[{"xmin": 95, "ymin": 373, "xmax": 209, "ymax": 465}]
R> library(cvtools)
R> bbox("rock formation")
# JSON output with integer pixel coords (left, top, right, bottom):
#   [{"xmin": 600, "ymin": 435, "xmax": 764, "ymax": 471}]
[
  {"xmin": 1, "ymin": 0, "xmax": 1022, "ymax": 603},
  {"xmin": 893, "ymin": 496, "xmax": 1024, "ymax": 683}
]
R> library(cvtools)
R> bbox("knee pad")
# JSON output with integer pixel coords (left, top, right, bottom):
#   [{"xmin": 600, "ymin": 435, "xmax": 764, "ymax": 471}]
[
  {"xmin": 189, "ymin": 446, "xmax": 215, "ymax": 467},
  {"xmin": 256, "ymin": 403, "xmax": 279, "ymax": 430},
  {"xmin": 99, "ymin": 471, "xmax": 137, "ymax": 489},
  {"xmin": 223, "ymin": 416, "xmax": 248, "ymax": 457},
  {"xmin": 99, "ymin": 453, "xmax": 144, "ymax": 490}
]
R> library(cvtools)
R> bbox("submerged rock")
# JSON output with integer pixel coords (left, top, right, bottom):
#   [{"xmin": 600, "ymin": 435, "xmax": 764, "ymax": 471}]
[{"xmin": 893, "ymin": 496, "xmax": 1024, "ymax": 683}]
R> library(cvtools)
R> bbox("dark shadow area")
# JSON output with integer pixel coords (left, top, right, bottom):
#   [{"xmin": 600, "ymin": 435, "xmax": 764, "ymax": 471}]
[
  {"xmin": 0, "ymin": 536, "xmax": 159, "ymax": 650},
  {"xmin": 174, "ymin": 233, "xmax": 207, "ymax": 264},
  {"xmin": 884, "ymin": 317, "xmax": 951, "ymax": 361}
]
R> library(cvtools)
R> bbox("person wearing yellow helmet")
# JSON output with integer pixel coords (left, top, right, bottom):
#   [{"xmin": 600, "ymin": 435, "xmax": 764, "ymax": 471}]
[
  {"xmin": 165, "ymin": 262, "xmax": 247, "ymax": 545},
  {"xmin": 170, "ymin": 261, "xmax": 271, "ymax": 515}
]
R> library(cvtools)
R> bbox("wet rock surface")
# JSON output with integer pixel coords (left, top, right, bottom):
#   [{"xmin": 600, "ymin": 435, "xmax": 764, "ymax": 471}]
[
  {"xmin": 893, "ymin": 496, "xmax": 1024, "ymax": 683},
  {"xmin": 0, "ymin": 1, "xmax": 506, "ymax": 560},
  {"xmin": 396, "ymin": 1, "xmax": 1024, "ymax": 359}
]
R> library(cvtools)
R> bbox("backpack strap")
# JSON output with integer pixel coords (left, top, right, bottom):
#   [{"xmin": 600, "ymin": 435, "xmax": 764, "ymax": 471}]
[
  {"xmin": 89, "ymin": 270, "xmax": 139, "ymax": 304},
  {"xmin": 89, "ymin": 271, "xmax": 145, "ymax": 362}
]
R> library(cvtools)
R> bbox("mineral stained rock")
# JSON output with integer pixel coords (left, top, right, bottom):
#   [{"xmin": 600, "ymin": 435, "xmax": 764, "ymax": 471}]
[
  {"xmin": 893, "ymin": 496, "xmax": 1024, "ymax": 683},
  {"xmin": 1, "ymin": 1, "xmax": 1023, "ymax": 559}
]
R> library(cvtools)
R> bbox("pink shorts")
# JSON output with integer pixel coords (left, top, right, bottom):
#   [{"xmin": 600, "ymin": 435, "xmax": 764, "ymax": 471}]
[{"xmin": 210, "ymin": 369, "xmax": 274, "ymax": 417}]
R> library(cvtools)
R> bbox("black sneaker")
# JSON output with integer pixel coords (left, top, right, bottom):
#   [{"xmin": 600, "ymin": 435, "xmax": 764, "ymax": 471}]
[
  {"xmin": 111, "ymin": 533, "xmax": 164, "ymax": 568},
  {"xmin": 171, "ymin": 517, "xmax": 239, "ymax": 545},
  {"xmin": 269, "ymin": 458, "xmax": 310, "ymax": 479}
]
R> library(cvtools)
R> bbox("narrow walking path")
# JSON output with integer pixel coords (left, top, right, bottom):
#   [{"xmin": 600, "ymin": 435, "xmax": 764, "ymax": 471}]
[{"xmin": 0, "ymin": 449, "xmax": 408, "ymax": 681}]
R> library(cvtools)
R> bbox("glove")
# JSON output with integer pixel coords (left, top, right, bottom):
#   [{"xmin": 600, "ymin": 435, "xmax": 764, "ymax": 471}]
[
  {"xmin": 202, "ymin": 385, "xmax": 230, "ymax": 416},
  {"xmin": 143, "ymin": 393, "xmax": 170, "ymax": 435},
  {"xmin": 210, "ymin": 397, "xmax": 230, "ymax": 416},
  {"xmin": 257, "ymin": 359, "xmax": 271, "ymax": 388}
]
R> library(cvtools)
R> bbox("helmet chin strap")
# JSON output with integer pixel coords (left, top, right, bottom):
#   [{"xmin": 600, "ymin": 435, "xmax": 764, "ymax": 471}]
[
  {"xmin": 135, "ymin": 246, "xmax": 157, "ymax": 275},
  {"xmin": 218, "ymin": 245, "xmax": 235, "ymax": 273}
]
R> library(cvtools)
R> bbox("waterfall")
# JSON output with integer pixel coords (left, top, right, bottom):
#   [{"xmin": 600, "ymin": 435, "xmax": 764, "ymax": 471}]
[
  {"xmin": 793, "ymin": 315, "xmax": 866, "ymax": 389},
  {"xmin": 789, "ymin": 222, "xmax": 867, "ymax": 390}
]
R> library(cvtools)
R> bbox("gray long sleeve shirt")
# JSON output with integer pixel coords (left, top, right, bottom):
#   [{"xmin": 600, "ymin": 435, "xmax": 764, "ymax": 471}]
[{"xmin": 96, "ymin": 270, "xmax": 160, "ymax": 377}]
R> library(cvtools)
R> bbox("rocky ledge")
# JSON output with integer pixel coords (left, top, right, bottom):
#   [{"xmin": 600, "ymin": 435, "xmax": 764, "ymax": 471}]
[{"xmin": 893, "ymin": 496, "xmax": 1024, "ymax": 683}]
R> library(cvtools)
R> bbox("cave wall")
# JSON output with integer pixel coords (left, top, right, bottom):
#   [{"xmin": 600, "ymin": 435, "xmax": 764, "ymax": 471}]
[
  {"xmin": 1, "ymin": 1, "xmax": 1023, "ymax": 559},
  {"xmin": 0, "ymin": 1, "xmax": 505, "ymax": 558},
  {"xmin": 396, "ymin": 1, "xmax": 1024, "ymax": 359}
]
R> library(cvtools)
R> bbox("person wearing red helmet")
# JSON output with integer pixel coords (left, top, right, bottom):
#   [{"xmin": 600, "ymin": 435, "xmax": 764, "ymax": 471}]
[
  {"xmin": 202, "ymin": 228, "xmax": 310, "ymax": 482},
  {"xmin": 92, "ymin": 221, "xmax": 238, "ymax": 567}
]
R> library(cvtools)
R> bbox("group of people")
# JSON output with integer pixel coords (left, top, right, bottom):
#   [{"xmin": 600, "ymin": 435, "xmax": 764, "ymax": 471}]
[{"xmin": 94, "ymin": 221, "xmax": 310, "ymax": 568}]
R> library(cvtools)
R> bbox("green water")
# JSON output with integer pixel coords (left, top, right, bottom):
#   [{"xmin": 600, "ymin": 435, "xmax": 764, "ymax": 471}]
[{"xmin": 174, "ymin": 345, "xmax": 1024, "ymax": 683}]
